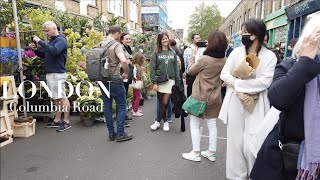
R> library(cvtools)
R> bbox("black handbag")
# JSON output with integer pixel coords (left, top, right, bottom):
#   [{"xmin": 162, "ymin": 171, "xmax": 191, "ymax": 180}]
[
  {"xmin": 280, "ymin": 141, "xmax": 301, "ymax": 172},
  {"xmin": 156, "ymin": 74, "xmax": 169, "ymax": 84}
]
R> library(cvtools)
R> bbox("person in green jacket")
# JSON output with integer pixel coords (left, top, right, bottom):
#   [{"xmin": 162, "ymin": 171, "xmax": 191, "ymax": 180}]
[{"xmin": 150, "ymin": 33, "xmax": 181, "ymax": 132}]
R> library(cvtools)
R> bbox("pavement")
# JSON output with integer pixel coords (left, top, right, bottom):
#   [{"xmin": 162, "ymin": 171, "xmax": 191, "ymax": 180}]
[{"xmin": 1, "ymin": 98, "xmax": 228, "ymax": 180}]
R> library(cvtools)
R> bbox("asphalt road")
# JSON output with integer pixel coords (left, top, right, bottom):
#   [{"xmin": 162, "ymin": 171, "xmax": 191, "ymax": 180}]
[{"xmin": 1, "ymin": 98, "xmax": 228, "ymax": 180}]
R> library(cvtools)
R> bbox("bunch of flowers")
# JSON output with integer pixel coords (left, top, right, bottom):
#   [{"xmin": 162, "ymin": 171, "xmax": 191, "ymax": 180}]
[{"xmin": 0, "ymin": 48, "xmax": 24, "ymax": 76}]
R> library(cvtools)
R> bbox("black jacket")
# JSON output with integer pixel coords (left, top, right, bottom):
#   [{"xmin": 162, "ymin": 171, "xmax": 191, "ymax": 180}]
[
  {"xmin": 171, "ymin": 83, "xmax": 188, "ymax": 131},
  {"xmin": 268, "ymin": 57, "xmax": 320, "ymax": 142}
]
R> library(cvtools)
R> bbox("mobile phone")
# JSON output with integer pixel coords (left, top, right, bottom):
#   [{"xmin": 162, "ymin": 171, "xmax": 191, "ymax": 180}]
[{"xmin": 196, "ymin": 41, "xmax": 207, "ymax": 47}]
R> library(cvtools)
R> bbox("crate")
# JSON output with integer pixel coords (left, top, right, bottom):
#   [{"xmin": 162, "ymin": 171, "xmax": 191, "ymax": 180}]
[
  {"xmin": 0, "ymin": 76, "xmax": 17, "ymax": 100},
  {"xmin": 0, "ymin": 134, "xmax": 13, "ymax": 147},
  {"xmin": 0, "ymin": 111, "xmax": 13, "ymax": 135},
  {"xmin": 12, "ymin": 119, "xmax": 36, "ymax": 138}
]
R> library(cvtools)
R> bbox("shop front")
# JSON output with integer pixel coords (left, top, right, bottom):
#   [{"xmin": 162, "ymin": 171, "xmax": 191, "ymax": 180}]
[
  {"xmin": 264, "ymin": 8, "xmax": 289, "ymax": 59},
  {"xmin": 285, "ymin": 0, "xmax": 320, "ymax": 58}
]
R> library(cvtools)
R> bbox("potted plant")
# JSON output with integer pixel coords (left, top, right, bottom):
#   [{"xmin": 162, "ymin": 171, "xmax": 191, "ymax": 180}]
[{"xmin": 77, "ymin": 95, "xmax": 103, "ymax": 127}]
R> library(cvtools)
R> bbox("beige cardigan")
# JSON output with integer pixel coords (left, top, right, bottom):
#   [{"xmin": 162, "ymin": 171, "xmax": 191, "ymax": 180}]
[{"xmin": 188, "ymin": 55, "xmax": 226, "ymax": 119}]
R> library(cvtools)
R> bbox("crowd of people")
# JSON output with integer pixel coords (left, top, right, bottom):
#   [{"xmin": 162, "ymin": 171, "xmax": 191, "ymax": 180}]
[{"xmin": 30, "ymin": 12, "xmax": 320, "ymax": 179}]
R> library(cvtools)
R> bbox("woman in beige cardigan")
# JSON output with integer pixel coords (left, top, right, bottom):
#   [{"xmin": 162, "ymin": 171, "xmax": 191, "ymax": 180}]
[{"xmin": 182, "ymin": 30, "xmax": 227, "ymax": 162}]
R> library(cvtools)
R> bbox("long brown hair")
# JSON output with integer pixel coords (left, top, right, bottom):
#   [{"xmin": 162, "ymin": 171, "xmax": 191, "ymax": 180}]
[
  {"xmin": 132, "ymin": 53, "xmax": 145, "ymax": 79},
  {"xmin": 156, "ymin": 33, "xmax": 171, "ymax": 53}
]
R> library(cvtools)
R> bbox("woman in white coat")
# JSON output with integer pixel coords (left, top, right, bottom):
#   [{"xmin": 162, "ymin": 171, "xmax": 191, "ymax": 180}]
[{"xmin": 219, "ymin": 19, "xmax": 277, "ymax": 180}]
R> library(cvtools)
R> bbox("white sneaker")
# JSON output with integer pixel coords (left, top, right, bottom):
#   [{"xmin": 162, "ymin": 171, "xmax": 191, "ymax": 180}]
[
  {"xmin": 182, "ymin": 150, "xmax": 201, "ymax": 162},
  {"xmin": 163, "ymin": 122, "xmax": 170, "ymax": 131},
  {"xmin": 131, "ymin": 109, "xmax": 142, "ymax": 113},
  {"xmin": 132, "ymin": 112, "xmax": 144, "ymax": 117},
  {"xmin": 151, "ymin": 121, "xmax": 160, "ymax": 130},
  {"xmin": 201, "ymin": 150, "xmax": 216, "ymax": 162}
]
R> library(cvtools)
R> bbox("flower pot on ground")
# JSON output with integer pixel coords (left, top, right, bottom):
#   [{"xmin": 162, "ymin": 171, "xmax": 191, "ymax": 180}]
[{"xmin": 76, "ymin": 96, "xmax": 103, "ymax": 127}]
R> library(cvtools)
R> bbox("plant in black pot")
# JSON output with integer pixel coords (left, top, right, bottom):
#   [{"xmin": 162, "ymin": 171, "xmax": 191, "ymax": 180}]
[{"xmin": 77, "ymin": 96, "xmax": 104, "ymax": 127}]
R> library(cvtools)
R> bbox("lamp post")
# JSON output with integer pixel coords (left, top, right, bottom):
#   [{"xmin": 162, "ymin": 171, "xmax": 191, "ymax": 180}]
[{"xmin": 55, "ymin": 0, "xmax": 66, "ymax": 34}]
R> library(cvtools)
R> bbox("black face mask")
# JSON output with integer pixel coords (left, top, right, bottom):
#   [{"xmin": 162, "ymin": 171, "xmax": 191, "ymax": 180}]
[{"xmin": 242, "ymin": 35, "xmax": 254, "ymax": 47}]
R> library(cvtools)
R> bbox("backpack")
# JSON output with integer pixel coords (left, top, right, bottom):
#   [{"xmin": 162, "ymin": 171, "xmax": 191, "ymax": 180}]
[{"xmin": 85, "ymin": 40, "xmax": 117, "ymax": 82}]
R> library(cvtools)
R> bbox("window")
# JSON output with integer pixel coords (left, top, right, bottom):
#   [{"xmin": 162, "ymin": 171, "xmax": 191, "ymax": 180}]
[
  {"xmin": 236, "ymin": 18, "xmax": 239, "ymax": 31},
  {"xmin": 255, "ymin": 3, "xmax": 258, "ymax": 18},
  {"xmin": 108, "ymin": 0, "xmax": 124, "ymax": 17},
  {"xmin": 248, "ymin": 9, "xmax": 251, "ymax": 19},
  {"xmin": 281, "ymin": 0, "xmax": 285, "ymax": 8},
  {"xmin": 239, "ymin": 16, "xmax": 242, "ymax": 30},
  {"xmin": 261, "ymin": 0, "xmax": 265, "ymax": 19},
  {"xmin": 272, "ymin": 0, "xmax": 276, "ymax": 12},
  {"xmin": 130, "ymin": 0, "xmax": 138, "ymax": 23}
]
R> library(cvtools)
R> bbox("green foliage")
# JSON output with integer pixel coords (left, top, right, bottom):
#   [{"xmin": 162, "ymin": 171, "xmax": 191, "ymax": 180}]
[
  {"xmin": 64, "ymin": 29, "xmax": 85, "ymax": 73},
  {"xmin": 187, "ymin": 3, "xmax": 223, "ymax": 41},
  {"xmin": 82, "ymin": 30, "xmax": 103, "ymax": 49},
  {"xmin": 0, "ymin": 0, "xmax": 25, "ymax": 35},
  {"xmin": 93, "ymin": 13, "xmax": 107, "ymax": 33},
  {"xmin": 107, "ymin": 15, "xmax": 119, "ymax": 27},
  {"xmin": 77, "ymin": 95, "xmax": 103, "ymax": 118},
  {"xmin": 131, "ymin": 32, "xmax": 157, "ymax": 60},
  {"xmin": 50, "ymin": 9, "xmax": 73, "ymax": 31}
]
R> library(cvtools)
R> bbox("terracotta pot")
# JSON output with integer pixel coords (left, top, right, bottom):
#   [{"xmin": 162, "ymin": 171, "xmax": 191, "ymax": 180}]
[{"xmin": 0, "ymin": 37, "xmax": 10, "ymax": 47}]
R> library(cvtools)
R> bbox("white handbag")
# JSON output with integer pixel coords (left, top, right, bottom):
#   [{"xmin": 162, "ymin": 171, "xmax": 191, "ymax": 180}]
[{"xmin": 132, "ymin": 80, "xmax": 143, "ymax": 89}]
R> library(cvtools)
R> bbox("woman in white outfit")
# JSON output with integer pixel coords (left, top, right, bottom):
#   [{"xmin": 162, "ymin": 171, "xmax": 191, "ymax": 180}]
[
  {"xmin": 219, "ymin": 19, "xmax": 277, "ymax": 180},
  {"xmin": 182, "ymin": 30, "xmax": 227, "ymax": 162}
]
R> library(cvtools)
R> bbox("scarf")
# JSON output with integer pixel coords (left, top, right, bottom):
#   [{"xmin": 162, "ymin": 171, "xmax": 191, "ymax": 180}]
[
  {"xmin": 296, "ymin": 55, "xmax": 320, "ymax": 180},
  {"xmin": 123, "ymin": 45, "xmax": 132, "ymax": 55}
]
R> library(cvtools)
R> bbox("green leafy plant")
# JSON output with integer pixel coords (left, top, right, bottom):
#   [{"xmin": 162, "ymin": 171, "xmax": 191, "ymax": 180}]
[
  {"xmin": 0, "ymin": 0, "xmax": 25, "ymax": 36},
  {"xmin": 93, "ymin": 13, "xmax": 107, "ymax": 33},
  {"xmin": 81, "ymin": 30, "xmax": 103, "ymax": 49},
  {"xmin": 77, "ymin": 95, "xmax": 103, "ymax": 119},
  {"xmin": 64, "ymin": 29, "xmax": 85, "ymax": 73}
]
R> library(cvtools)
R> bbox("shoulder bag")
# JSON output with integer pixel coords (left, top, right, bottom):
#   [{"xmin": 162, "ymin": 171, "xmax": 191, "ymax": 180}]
[{"xmin": 182, "ymin": 79, "xmax": 218, "ymax": 117}]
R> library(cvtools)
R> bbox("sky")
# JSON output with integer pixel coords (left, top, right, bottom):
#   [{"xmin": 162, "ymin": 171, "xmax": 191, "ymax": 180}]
[{"xmin": 167, "ymin": 0, "xmax": 241, "ymax": 38}]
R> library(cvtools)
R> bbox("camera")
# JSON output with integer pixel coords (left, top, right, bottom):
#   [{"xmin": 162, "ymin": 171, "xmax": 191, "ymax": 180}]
[{"xmin": 196, "ymin": 41, "xmax": 207, "ymax": 48}]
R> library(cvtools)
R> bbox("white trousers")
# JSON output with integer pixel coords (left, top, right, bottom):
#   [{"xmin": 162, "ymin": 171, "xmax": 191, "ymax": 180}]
[
  {"xmin": 190, "ymin": 115, "xmax": 217, "ymax": 152},
  {"xmin": 226, "ymin": 94, "xmax": 256, "ymax": 180}
]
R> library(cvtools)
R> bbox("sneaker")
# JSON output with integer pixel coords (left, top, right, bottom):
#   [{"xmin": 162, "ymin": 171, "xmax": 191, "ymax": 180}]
[
  {"xmin": 182, "ymin": 150, "xmax": 201, "ymax": 162},
  {"xmin": 131, "ymin": 109, "xmax": 142, "ymax": 113},
  {"xmin": 125, "ymin": 121, "xmax": 131, "ymax": 127},
  {"xmin": 125, "ymin": 115, "xmax": 133, "ymax": 121},
  {"xmin": 167, "ymin": 118, "xmax": 173, "ymax": 123},
  {"xmin": 45, "ymin": 121, "xmax": 61, "ymax": 128},
  {"xmin": 132, "ymin": 112, "xmax": 144, "ymax": 117},
  {"xmin": 56, "ymin": 121, "xmax": 72, "ymax": 132},
  {"xmin": 163, "ymin": 122, "xmax": 170, "ymax": 132},
  {"xmin": 109, "ymin": 133, "xmax": 117, "ymax": 141},
  {"xmin": 201, "ymin": 150, "xmax": 216, "ymax": 162},
  {"xmin": 151, "ymin": 121, "xmax": 160, "ymax": 130},
  {"xmin": 116, "ymin": 132, "xmax": 133, "ymax": 142}
]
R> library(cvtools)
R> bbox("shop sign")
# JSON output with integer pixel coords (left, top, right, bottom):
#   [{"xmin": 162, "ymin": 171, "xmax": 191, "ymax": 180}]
[{"xmin": 286, "ymin": 0, "xmax": 320, "ymax": 20}]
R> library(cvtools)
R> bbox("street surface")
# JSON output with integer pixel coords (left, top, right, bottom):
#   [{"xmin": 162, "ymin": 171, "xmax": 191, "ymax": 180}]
[{"xmin": 1, "ymin": 98, "xmax": 228, "ymax": 180}]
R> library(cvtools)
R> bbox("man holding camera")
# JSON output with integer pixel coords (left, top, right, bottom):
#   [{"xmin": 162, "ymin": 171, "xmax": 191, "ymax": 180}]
[{"xmin": 30, "ymin": 21, "xmax": 71, "ymax": 132}]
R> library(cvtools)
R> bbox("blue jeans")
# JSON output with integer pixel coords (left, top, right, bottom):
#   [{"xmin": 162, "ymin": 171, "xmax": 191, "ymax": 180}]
[
  {"xmin": 100, "ymin": 82, "xmax": 127, "ymax": 137},
  {"xmin": 156, "ymin": 97, "xmax": 172, "ymax": 121}
]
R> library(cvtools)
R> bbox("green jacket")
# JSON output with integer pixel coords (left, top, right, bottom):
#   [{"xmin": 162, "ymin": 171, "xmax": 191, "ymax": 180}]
[{"xmin": 150, "ymin": 50, "xmax": 181, "ymax": 84}]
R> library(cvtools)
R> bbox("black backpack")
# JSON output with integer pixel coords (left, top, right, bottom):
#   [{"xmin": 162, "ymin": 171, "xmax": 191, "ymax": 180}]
[{"xmin": 85, "ymin": 40, "xmax": 117, "ymax": 82}]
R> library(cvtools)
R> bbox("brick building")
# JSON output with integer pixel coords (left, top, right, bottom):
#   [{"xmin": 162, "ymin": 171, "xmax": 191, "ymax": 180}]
[
  {"xmin": 220, "ymin": 0, "xmax": 320, "ymax": 59},
  {"xmin": 26, "ymin": 0, "xmax": 142, "ymax": 34}
]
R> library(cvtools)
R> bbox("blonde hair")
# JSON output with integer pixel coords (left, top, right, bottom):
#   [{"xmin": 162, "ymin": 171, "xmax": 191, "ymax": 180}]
[{"xmin": 292, "ymin": 13, "xmax": 320, "ymax": 58}]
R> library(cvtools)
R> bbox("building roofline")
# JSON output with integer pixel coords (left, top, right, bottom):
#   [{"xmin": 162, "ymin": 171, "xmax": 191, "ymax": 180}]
[{"xmin": 220, "ymin": 0, "xmax": 243, "ymax": 25}]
